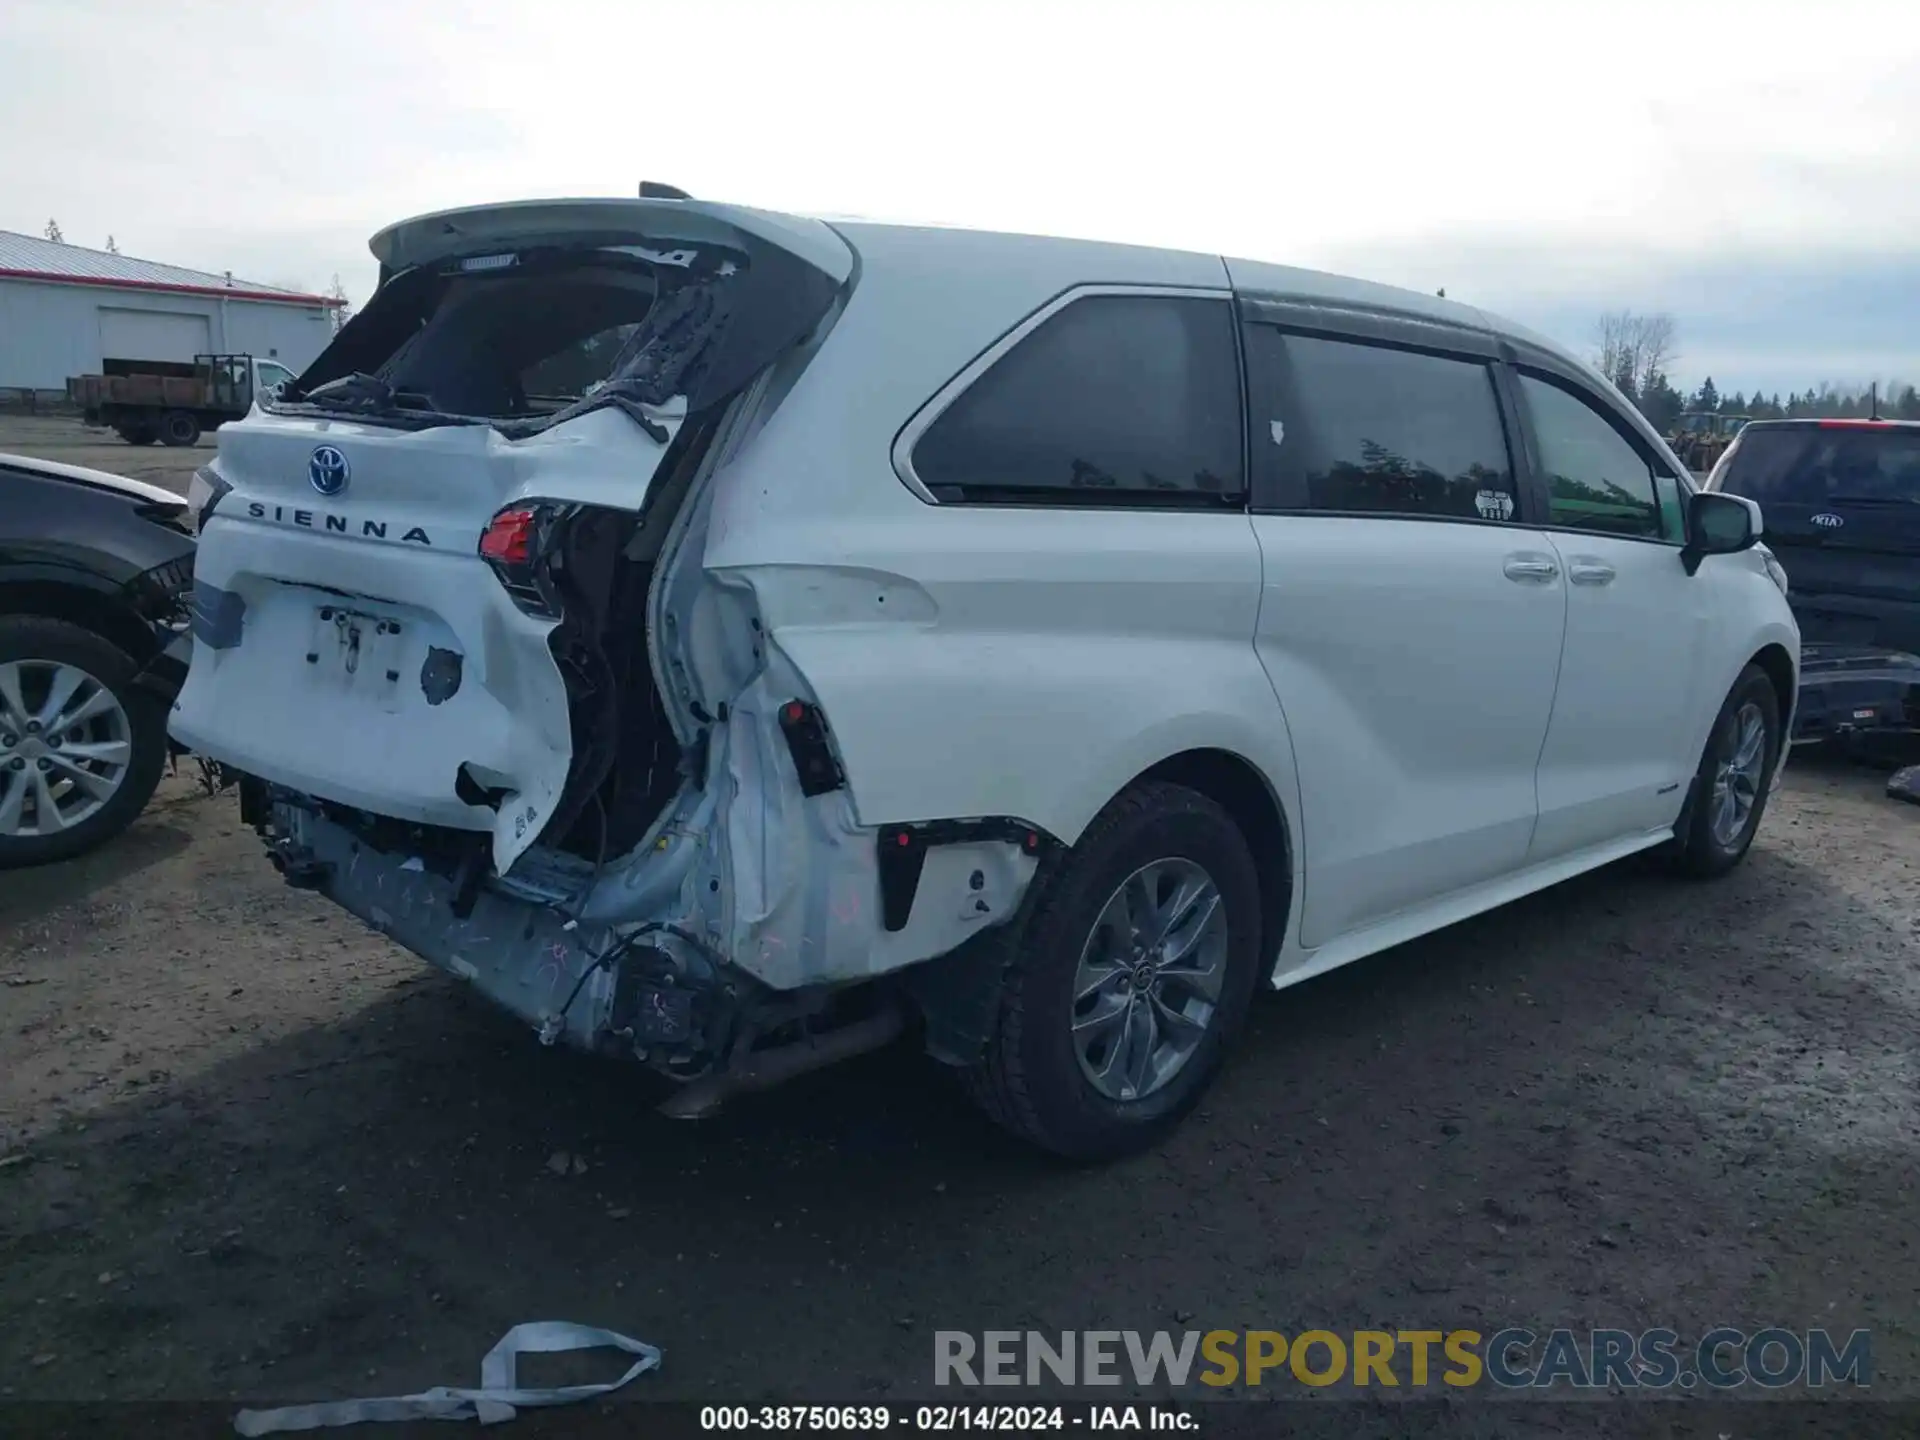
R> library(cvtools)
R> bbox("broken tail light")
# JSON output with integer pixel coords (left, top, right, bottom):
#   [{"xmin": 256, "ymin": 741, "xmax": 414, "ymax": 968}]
[
  {"xmin": 778, "ymin": 699, "xmax": 845, "ymax": 796},
  {"xmin": 480, "ymin": 504, "xmax": 553, "ymax": 615},
  {"xmin": 124, "ymin": 554, "xmax": 196, "ymax": 632},
  {"xmin": 186, "ymin": 466, "xmax": 233, "ymax": 533}
]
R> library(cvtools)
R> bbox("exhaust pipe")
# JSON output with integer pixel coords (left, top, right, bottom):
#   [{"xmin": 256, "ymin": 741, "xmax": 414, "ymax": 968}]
[{"xmin": 657, "ymin": 1006, "xmax": 906, "ymax": 1121}]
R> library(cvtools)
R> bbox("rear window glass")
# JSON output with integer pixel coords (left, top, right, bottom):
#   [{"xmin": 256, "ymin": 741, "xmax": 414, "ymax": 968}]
[
  {"xmin": 520, "ymin": 322, "xmax": 646, "ymax": 401},
  {"xmin": 1718, "ymin": 427, "xmax": 1920, "ymax": 506},
  {"xmin": 378, "ymin": 265, "xmax": 656, "ymax": 418},
  {"xmin": 911, "ymin": 295, "xmax": 1244, "ymax": 507},
  {"xmin": 1248, "ymin": 329, "xmax": 1517, "ymax": 521}
]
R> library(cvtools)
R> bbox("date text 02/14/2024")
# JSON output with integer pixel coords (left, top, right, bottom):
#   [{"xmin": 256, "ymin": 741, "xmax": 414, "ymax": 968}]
[{"xmin": 698, "ymin": 1405, "xmax": 1199, "ymax": 1432}]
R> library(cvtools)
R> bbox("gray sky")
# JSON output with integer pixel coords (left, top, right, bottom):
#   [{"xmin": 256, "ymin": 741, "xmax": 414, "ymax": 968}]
[{"xmin": 6, "ymin": 0, "xmax": 1916, "ymax": 396}]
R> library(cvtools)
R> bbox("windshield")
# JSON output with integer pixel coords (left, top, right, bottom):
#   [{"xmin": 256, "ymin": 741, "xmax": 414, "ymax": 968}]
[
  {"xmin": 1716, "ymin": 426, "xmax": 1920, "ymax": 505},
  {"xmin": 280, "ymin": 246, "xmax": 736, "ymax": 434}
]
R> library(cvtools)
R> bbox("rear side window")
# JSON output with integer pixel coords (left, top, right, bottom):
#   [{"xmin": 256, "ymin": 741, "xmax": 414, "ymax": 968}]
[
  {"xmin": 1518, "ymin": 374, "xmax": 1676, "ymax": 541},
  {"xmin": 910, "ymin": 295, "xmax": 1243, "ymax": 506},
  {"xmin": 1249, "ymin": 329, "xmax": 1518, "ymax": 521},
  {"xmin": 1716, "ymin": 427, "xmax": 1920, "ymax": 506}
]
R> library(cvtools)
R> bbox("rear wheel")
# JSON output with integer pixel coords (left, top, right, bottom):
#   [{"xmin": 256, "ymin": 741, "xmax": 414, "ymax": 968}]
[
  {"xmin": 1662, "ymin": 663, "xmax": 1781, "ymax": 877},
  {"xmin": 0, "ymin": 618, "xmax": 169, "ymax": 869},
  {"xmin": 965, "ymin": 782, "xmax": 1264, "ymax": 1160},
  {"xmin": 116, "ymin": 425, "xmax": 157, "ymax": 446},
  {"xmin": 159, "ymin": 410, "xmax": 201, "ymax": 447}
]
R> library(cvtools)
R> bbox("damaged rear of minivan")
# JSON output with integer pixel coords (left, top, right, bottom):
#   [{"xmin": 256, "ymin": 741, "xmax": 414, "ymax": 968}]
[
  {"xmin": 176, "ymin": 196, "xmax": 1276, "ymax": 1163},
  {"xmin": 176, "ymin": 197, "xmax": 992, "ymax": 1114}
]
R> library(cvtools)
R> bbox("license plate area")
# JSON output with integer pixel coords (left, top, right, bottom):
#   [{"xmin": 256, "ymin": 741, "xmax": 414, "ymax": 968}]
[{"xmin": 305, "ymin": 604, "xmax": 410, "ymax": 712}]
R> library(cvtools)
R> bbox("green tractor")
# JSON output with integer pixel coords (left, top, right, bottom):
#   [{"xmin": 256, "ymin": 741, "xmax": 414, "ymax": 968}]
[{"xmin": 1668, "ymin": 411, "xmax": 1751, "ymax": 475}]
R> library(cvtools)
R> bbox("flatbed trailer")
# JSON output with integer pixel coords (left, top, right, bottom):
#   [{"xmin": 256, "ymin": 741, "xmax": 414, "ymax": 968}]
[{"xmin": 67, "ymin": 353, "xmax": 294, "ymax": 447}]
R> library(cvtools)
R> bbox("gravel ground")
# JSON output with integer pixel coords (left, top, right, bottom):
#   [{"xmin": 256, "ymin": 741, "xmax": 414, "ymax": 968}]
[
  {"xmin": 1, "ymin": 413, "xmax": 210, "ymax": 494},
  {"xmin": 1, "ymin": 413, "xmax": 1917, "ymax": 1424}
]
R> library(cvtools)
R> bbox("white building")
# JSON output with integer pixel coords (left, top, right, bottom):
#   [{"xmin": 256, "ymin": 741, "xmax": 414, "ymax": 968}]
[{"xmin": 0, "ymin": 230, "xmax": 340, "ymax": 395}]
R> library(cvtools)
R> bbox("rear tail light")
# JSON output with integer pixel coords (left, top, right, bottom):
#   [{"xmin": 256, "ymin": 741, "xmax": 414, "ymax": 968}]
[
  {"xmin": 480, "ymin": 504, "xmax": 554, "ymax": 614},
  {"xmin": 480, "ymin": 506, "xmax": 539, "ymax": 565},
  {"xmin": 777, "ymin": 699, "xmax": 845, "ymax": 796},
  {"xmin": 125, "ymin": 555, "xmax": 196, "ymax": 631}
]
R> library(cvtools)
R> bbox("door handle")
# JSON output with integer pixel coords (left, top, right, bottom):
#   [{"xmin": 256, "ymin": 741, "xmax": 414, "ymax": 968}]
[
  {"xmin": 1568, "ymin": 562, "xmax": 1617, "ymax": 586},
  {"xmin": 1503, "ymin": 556, "xmax": 1559, "ymax": 583}
]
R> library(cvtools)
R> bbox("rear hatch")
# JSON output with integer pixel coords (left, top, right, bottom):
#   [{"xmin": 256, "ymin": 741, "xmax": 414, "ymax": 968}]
[
  {"xmin": 1707, "ymin": 419, "xmax": 1920, "ymax": 654},
  {"xmin": 170, "ymin": 197, "xmax": 853, "ymax": 872}
]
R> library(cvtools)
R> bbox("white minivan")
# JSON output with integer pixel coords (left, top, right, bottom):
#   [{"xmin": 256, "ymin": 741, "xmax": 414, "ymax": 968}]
[{"xmin": 173, "ymin": 195, "xmax": 1798, "ymax": 1158}]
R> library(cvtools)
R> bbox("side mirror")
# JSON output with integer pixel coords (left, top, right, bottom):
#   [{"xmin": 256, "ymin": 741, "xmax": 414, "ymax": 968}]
[{"xmin": 1682, "ymin": 491, "xmax": 1762, "ymax": 575}]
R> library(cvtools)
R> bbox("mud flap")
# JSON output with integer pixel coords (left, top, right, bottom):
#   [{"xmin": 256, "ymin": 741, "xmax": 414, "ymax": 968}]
[{"xmin": 898, "ymin": 917, "xmax": 1023, "ymax": 1067}]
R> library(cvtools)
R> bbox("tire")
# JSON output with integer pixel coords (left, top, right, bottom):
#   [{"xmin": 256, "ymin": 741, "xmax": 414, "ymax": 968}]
[
  {"xmin": 159, "ymin": 410, "xmax": 202, "ymax": 447},
  {"xmin": 116, "ymin": 425, "xmax": 157, "ymax": 446},
  {"xmin": 1661, "ymin": 663, "xmax": 1782, "ymax": 878},
  {"xmin": 965, "ymin": 782, "xmax": 1265, "ymax": 1161},
  {"xmin": 0, "ymin": 617, "xmax": 169, "ymax": 870}
]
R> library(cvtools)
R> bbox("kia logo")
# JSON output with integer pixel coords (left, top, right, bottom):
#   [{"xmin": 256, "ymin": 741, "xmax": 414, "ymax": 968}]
[{"xmin": 1811, "ymin": 513, "xmax": 1844, "ymax": 528}]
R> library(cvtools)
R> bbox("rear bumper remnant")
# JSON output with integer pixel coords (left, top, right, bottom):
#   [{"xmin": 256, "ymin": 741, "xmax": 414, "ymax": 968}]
[{"xmin": 1792, "ymin": 646, "xmax": 1920, "ymax": 745}]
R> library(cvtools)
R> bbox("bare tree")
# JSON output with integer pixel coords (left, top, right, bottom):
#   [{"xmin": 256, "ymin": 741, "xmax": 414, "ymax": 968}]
[
  {"xmin": 326, "ymin": 274, "xmax": 354, "ymax": 333},
  {"xmin": 1593, "ymin": 310, "xmax": 1678, "ymax": 400},
  {"xmin": 44, "ymin": 218, "xmax": 64, "ymax": 244}
]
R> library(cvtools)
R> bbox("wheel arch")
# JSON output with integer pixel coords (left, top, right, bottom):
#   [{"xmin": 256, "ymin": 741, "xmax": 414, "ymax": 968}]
[
  {"xmin": 0, "ymin": 580, "xmax": 157, "ymax": 667},
  {"xmin": 1748, "ymin": 641, "xmax": 1796, "ymax": 735},
  {"xmin": 1131, "ymin": 746, "xmax": 1295, "ymax": 976},
  {"xmin": 902, "ymin": 743, "xmax": 1298, "ymax": 1070}
]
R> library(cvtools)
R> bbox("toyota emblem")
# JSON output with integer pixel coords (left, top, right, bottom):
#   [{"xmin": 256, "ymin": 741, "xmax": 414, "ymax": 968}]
[{"xmin": 309, "ymin": 445, "xmax": 350, "ymax": 497}]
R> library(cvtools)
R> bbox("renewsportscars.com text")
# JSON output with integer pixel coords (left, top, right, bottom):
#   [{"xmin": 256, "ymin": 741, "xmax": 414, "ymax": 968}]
[{"xmin": 935, "ymin": 1328, "xmax": 1872, "ymax": 1391}]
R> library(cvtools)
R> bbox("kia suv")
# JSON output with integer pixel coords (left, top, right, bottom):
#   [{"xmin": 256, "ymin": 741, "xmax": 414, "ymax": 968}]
[
  {"xmin": 171, "ymin": 195, "xmax": 1799, "ymax": 1158},
  {"xmin": 1705, "ymin": 418, "xmax": 1920, "ymax": 746}
]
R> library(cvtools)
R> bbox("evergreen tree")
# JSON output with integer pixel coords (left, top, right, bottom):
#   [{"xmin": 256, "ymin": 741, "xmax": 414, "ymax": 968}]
[{"xmin": 1638, "ymin": 371, "xmax": 1685, "ymax": 433}]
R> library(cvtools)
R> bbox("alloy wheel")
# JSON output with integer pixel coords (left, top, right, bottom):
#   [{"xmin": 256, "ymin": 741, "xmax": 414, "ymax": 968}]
[
  {"xmin": 1709, "ymin": 700, "xmax": 1768, "ymax": 849},
  {"xmin": 1070, "ymin": 857, "xmax": 1228, "ymax": 1102},
  {"xmin": 0, "ymin": 660, "xmax": 135, "ymax": 838}
]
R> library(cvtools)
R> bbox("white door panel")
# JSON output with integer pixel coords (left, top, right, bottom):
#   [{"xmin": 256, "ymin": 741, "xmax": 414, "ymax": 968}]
[
  {"xmin": 1530, "ymin": 535, "xmax": 1708, "ymax": 857},
  {"xmin": 1249, "ymin": 516, "xmax": 1567, "ymax": 947},
  {"xmin": 1513, "ymin": 370, "xmax": 1711, "ymax": 861}
]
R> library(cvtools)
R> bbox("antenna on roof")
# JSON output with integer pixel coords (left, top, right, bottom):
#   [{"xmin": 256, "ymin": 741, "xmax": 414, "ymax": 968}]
[
  {"xmin": 1870, "ymin": 382, "xmax": 1881, "ymax": 421},
  {"xmin": 639, "ymin": 181, "xmax": 691, "ymax": 200}
]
